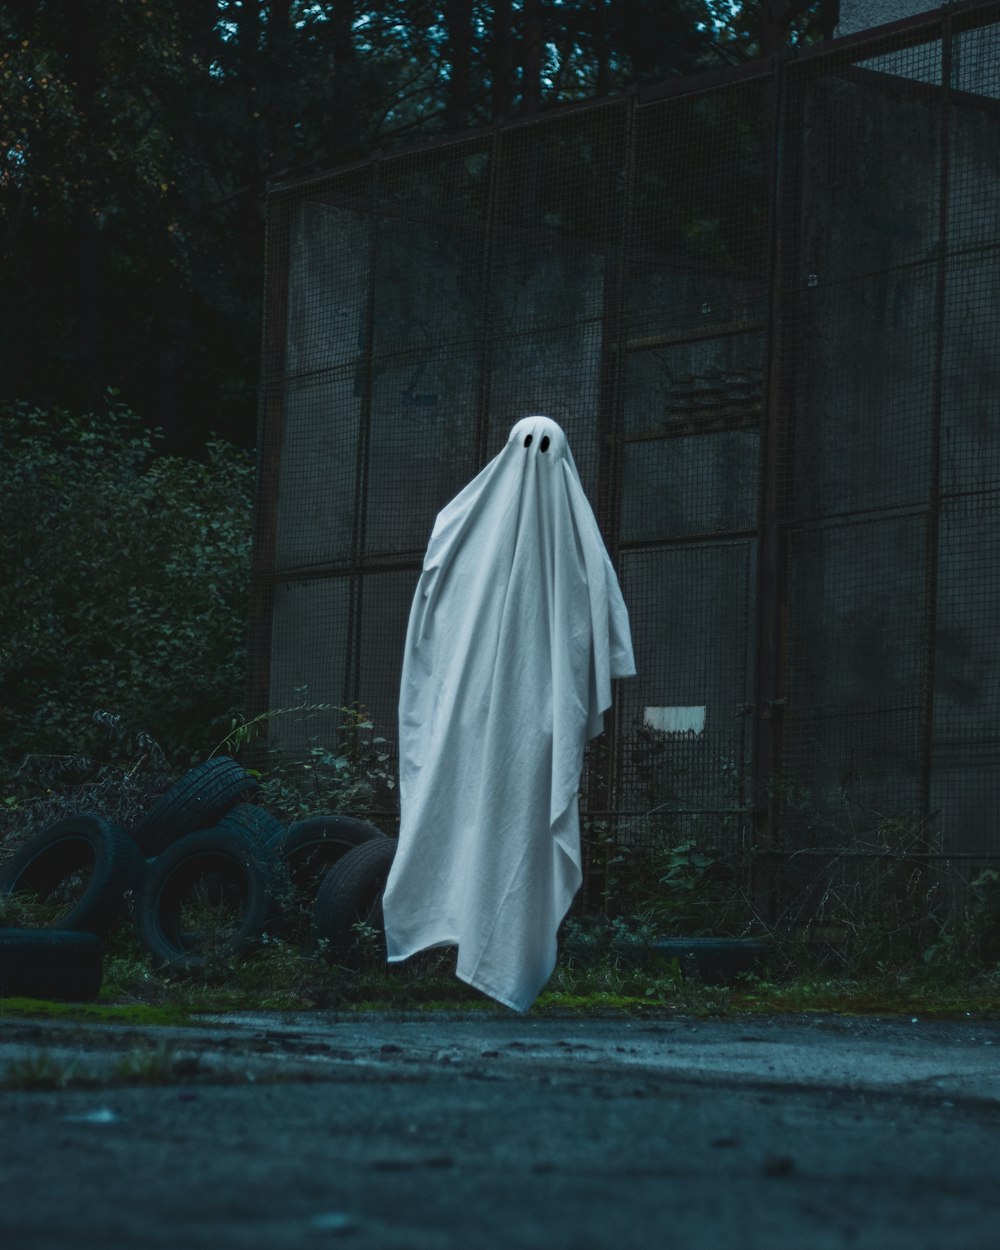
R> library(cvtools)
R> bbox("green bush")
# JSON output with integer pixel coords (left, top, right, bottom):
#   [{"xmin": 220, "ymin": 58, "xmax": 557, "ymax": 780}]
[{"xmin": 0, "ymin": 400, "xmax": 254, "ymax": 781}]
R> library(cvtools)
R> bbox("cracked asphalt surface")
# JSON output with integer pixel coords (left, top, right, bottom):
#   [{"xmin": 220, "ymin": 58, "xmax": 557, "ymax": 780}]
[{"xmin": 3, "ymin": 1011, "xmax": 1000, "ymax": 1249}]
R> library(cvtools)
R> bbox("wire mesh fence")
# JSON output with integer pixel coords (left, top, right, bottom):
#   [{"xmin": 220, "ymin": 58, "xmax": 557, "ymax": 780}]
[{"xmin": 250, "ymin": 2, "xmax": 1000, "ymax": 924}]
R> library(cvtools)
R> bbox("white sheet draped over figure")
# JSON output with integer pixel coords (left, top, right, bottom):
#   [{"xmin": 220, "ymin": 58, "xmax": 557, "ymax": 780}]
[{"xmin": 381, "ymin": 416, "xmax": 635, "ymax": 1011}]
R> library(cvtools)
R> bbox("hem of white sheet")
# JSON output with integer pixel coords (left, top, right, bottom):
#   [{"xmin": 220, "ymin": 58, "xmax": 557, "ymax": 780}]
[
  {"xmin": 385, "ymin": 945, "xmax": 533, "ymax": 1013},
  {"xmin": 385, "ymin": 938, "xmax": 457, "ymax": 963},
  {"xmin": 454, "ymin": 966, "xmax": 530, "ymax": 1014}
]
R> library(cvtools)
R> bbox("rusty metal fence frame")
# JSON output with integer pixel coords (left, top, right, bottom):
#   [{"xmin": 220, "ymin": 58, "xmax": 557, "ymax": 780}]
[{"xmin": 249, "ymin": 1, "xmax": 1000, "ymax": 908}]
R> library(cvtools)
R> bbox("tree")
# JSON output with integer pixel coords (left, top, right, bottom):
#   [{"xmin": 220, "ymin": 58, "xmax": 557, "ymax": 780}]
[
  {"xmin": 490, "ymin": 0, "xmax": 516, "ymax": 118},
  {"xmin": 0, "ymin": 2, "xmax": 255, "ymax": 451},
  {"xmin": 706, "ymin": 0, "xmax": 839, "ymax": 60},
  {"xmin": 444, "ymin": 0, "xmax": 472, "ymax": 132}
]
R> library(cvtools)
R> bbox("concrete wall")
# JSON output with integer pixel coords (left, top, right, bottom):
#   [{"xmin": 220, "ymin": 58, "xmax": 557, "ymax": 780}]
[
  {"xmin": 259, "ymin": 15, "xmax": 1000, "ymax": 857},
  {"xmin": 781, "ymin": 56, "xmax": 1000, "ymax": 850},
  {"xmin": 837, "ymin": 0, "xmax": 939, "ymax": 37}
]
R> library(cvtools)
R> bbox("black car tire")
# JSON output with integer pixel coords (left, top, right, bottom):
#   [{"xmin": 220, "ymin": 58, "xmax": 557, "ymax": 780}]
[
  {"xmin": 274, "ymin": 814, "xmax": 387, "ymax": 903},
  {"xmin": 312, "ymin": 838, "xmax": 396, "ymax": 966},
  {"xmin": 216, "ymin": 802, "xmax": 284, "ymax": 846},
  {"xmin": 0, "ymin": 928, "xmax": 103, "ymax": 1001},
  {"xmin": 135, "ymin": 827, "xmax": 278, "ymax": 973},
  {"xmin": 0, "ymin": 815, "xmax": 145, "ymax": 936},
  {"xmin": 131, "ymin": 757, "xmax": 259, "ymax": 856},
  {"xmin": 651, "ymin": 936, "xmax": 765, "ymax": 985}
]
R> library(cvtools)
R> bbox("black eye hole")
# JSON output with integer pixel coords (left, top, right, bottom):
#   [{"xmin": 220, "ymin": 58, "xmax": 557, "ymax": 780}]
[
  {"xmin": 540, "ymin": 436, "xmax": 550, "ymax": 453},
  {"xmin": 524, "ymin": 434, "xmax": 532, "ymax": 448}
]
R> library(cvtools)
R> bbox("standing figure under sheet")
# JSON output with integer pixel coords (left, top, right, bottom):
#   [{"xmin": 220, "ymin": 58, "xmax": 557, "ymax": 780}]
[{"xmin": 382, "ymin": 416, "xmax": 635, "ymax": 1011}]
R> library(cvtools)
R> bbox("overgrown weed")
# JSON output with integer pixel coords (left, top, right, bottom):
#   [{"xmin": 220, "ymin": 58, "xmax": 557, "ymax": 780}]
[
  {"xmin": 3, "ymin": 1051, "xmax": 100, "ymax": 1090},
  {"xmin": 0, "ymin": 712, "xmax": 173, "ymax": 853},
  {"xmin": 573, "ymin": 791, "xmax": 1000, "ymax": 1014},
  {"xmin": 240, "ymin": 700, "xmax": 397, "ymax": 825},
  {"xmin": 112, "ymin": 1041, "xmax": 178, "ymax": 1083}
]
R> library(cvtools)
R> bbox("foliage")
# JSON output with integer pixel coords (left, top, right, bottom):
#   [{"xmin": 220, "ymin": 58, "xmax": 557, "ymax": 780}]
[
  {"xmin": 0, "ymin": 887, "xmax": 82, "ymax": 930},
  {"xmin": 209, "ymin": 699, "xmax": 398, "ymax": 826},
  {"xmin": 966, "ymin": 869, "xmax": 1000, "ymax": 961},
  {"xmin": 173, "ymin": 877, "xmax": 250, "ymax": 983},
  {"xmin": 237, "ymin": 702, "xmax": 398, "ymax": 825},
  {"xmin": 211, "ymin": 700, "xmax": 353, "ymax": 758},
  {"xmin": 589, "ymin": 822, "xmax": 751, "ymax": 938},
  {"xmin": 0, "ymin": 885, "xmax": 54, "ymax": 928},
  {"xmin": 0, "ymin": 400, "xmax": 254, "ymax": 780},
  {"xmin": 756, "ymin": 797, "xmax": 963, "ymax": 978},
  {"xmin": 920, "ymin": 868, "xmax": 1000, "ymax": 972},
  {"xmin": 0, "ymin": 726, "xmax": 173, "ymax": 870}
]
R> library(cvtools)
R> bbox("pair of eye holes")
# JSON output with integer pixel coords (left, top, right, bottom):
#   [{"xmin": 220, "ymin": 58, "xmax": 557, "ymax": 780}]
[{"xmin": 523, "ymin": 434, "xmax": 551, "ymax": 452}]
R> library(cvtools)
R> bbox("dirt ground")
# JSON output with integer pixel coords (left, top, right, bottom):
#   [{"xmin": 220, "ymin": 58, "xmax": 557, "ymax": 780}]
[{"xmin": 2, "ymin": 1010, "xmax": 1000, "ymax": 1249}]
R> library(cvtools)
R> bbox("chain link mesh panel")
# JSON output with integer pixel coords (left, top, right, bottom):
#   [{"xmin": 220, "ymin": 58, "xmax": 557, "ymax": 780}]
[{"xmin": 614, "ymin": 75, "xmax": 771, "ymax": 861}]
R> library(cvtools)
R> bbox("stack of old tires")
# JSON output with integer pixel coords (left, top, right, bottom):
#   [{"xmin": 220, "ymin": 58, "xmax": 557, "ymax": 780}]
[{"xmin": 0, "ymin": 756, "xmax": 395, "ymax": 1001}]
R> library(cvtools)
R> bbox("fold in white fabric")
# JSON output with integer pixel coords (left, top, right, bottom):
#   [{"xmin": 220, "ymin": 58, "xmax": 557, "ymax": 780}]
[{"xmin": 381, "ymin": 416, "xmax": 636, "ymax": 1011}]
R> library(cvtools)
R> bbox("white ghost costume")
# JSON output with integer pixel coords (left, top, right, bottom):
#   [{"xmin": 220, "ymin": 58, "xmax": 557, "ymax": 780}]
[{"xmin": 381, "ymin": 416, "xmax": 635, "ymax": 1011}]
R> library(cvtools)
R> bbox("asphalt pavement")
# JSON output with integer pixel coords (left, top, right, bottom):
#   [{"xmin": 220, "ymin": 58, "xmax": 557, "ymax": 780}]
[{"xmin": 2, "ymin": 1010, "xmax": 999, "ymax": 1249}]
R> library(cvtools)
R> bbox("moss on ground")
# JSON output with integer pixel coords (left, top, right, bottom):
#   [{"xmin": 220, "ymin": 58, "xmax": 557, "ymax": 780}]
[
  {"xmin": 4, "ymin": 969, "xmax": 997, "ymax": 1024},
  {"xmin": 0, "ymin": 998, "xmax": 193, "ymax": 1026},
  {"xmin": 731, "ymin": 977, "xmax": 1000, "ymax": 1019}
]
